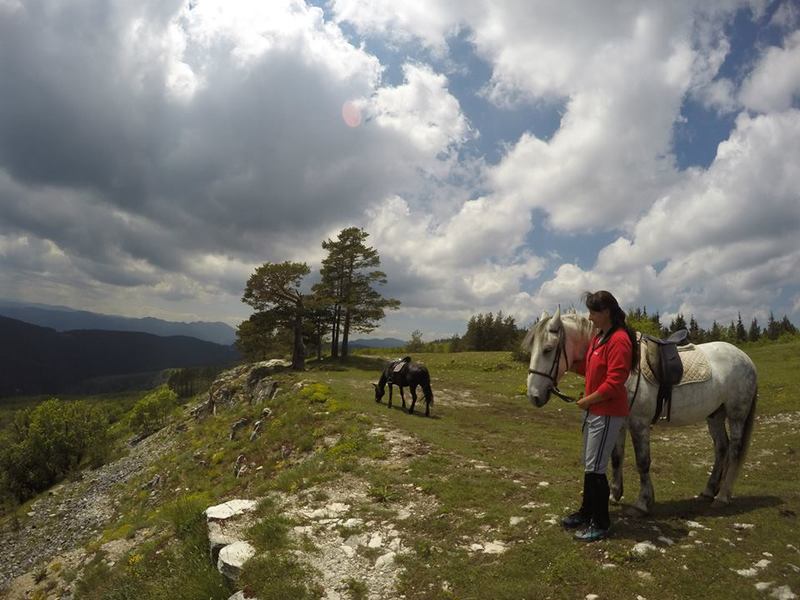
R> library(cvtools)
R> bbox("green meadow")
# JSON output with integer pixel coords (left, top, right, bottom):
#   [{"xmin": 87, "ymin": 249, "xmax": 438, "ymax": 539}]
[{"xmin": 2, "ymin": 340, "xmax": 798, "ymax": 599}]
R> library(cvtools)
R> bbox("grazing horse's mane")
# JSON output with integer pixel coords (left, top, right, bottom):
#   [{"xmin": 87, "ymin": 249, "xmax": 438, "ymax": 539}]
[{"xmin": 521, "ymin": 311, "xmax": 596, "ymax": 351}]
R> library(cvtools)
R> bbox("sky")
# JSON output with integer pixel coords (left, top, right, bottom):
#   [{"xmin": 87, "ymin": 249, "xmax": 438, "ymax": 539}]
[{"xmin": 1, "ymin": 0, "xmax": 799, "ymax": 341}]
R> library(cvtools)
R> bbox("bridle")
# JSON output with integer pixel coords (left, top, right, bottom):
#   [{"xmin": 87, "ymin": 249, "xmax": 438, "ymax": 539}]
[{"xmin": 528, "ymin": 326, "xmax": 578, "ymax": 403}]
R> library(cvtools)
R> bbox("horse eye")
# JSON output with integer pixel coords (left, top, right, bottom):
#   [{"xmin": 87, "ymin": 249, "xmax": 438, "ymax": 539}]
[{"xmin": 543, "ymin": 347, "xmax": 553, "ymax": 354}]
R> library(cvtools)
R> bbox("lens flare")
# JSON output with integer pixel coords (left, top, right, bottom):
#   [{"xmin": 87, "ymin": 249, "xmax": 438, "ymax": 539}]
[{"xmin": 341, "ymin": 100, "xmax": 362, "ymax": 128}]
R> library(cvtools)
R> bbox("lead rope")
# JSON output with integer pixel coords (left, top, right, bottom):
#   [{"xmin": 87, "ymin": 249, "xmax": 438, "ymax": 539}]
[{"xmin": 628, "ymin": 333, "xmax": 643, "ymax": 410}]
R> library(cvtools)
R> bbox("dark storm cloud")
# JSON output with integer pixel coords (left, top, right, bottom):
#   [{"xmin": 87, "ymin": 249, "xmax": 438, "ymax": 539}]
[{"xmin": 0, "ymin": 0, "xmax": 432, "ymax": 289}]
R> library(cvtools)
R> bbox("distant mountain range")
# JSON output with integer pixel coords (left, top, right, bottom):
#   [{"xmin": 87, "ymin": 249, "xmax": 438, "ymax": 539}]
[
  {"xmin": 348, "ymin": 337, "xmax": 407, "ymax": 348},
  {"xmin": 0, "ymin": 299, "xmax": 237, "ymax": 345},
  {"xmin": 0, "ymin": 316, "xmax": 239, "ymax": 397}
]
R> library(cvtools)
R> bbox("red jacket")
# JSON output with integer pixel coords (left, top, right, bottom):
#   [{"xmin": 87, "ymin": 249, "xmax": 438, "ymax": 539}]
[{"xmin": 574, "ymin": 328, "xmax": 632, "ymax": 416}]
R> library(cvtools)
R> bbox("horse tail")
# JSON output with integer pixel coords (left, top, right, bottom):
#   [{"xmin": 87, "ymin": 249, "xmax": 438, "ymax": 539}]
[
  {"xmin": 421, "ymin": 367, "xmax": 433, "ymax": 404},
  {"xmin": 738, "ymin": 385, "xmax": 757, "ymax": 468}
]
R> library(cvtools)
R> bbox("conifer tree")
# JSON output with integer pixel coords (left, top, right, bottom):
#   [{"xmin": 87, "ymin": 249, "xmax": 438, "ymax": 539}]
[{"xmin": 314, "ymin": 227, "xmax": 399, "ymax": 359}]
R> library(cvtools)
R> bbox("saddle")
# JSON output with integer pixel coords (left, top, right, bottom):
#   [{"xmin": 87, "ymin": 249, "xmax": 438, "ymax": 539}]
[
  {"xmin": 642, "ymin": 330, "xmax": 689, "ymax": 424},
  {"xmin": 388, "ymin": 356, "xmax": 411, "ymax": 384}
]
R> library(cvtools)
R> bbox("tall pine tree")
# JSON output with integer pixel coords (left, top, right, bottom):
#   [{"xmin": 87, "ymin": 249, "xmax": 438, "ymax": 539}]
[{"xmin": 314, "ymin": 227, "xmax": 399, "ymax": 359}]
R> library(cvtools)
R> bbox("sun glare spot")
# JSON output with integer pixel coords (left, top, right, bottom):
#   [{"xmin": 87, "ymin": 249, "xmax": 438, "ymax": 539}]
[{"xmin": 342, "ymin": 100, "xmax": 362, "ymax": 128}]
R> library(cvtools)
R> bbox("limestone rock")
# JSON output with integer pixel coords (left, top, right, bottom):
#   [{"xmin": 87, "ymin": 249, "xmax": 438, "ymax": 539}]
[{"xmin": 217, "ymin": 541, "xmax": 255, "ymax": 580}]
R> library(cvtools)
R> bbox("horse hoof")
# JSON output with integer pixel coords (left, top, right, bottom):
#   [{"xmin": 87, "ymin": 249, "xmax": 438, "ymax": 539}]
[
  {"xmin": 697, "ymin": 492, "xmax": 715, "ymax": 503},
  {"xmin": 624, "ymin": 504, "xmax": 648, "ymax": 518},
  {"xmin": 711, "ymin": 497, "xmax": 731, "ymax": 509}
]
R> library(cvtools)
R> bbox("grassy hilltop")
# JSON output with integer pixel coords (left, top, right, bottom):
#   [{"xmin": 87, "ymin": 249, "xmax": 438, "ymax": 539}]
[{"xmin": 1, "ymin": 341, "xmax": 799, "ymax": 599}]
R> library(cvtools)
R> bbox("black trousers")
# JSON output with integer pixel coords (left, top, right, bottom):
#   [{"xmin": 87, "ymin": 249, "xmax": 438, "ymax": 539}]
[{"xmin": 578, "ymin": 472, "xmax": 611, "ymax": 529}]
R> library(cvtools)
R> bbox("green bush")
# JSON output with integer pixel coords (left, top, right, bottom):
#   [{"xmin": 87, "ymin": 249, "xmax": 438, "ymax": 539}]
[
  {"xmin": 0, "ymin": 398, "xmax": 110, "ymax": 502},
  {"xmin": 129, "ymin": 386, "xmax": 178, "ymax": 436}
]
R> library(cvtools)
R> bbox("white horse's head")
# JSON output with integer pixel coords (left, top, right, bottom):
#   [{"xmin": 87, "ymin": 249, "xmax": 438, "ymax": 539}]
[{"xmin": 524, "ymin": 306, "xmax": 568, "ymax": 407}]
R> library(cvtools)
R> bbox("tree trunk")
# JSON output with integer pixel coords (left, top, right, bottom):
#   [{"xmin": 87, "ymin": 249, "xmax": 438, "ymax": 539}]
[
  {"xmin": 330, "ymin": 304, "xmax": 341, "ymax": 358},
  {"xmin": 291, "ymin": 302, "xmax": 305, "ymax": 370},
  {"xmin": 341, "ymin": 307, "xmax": 351, "ymax": 359}
]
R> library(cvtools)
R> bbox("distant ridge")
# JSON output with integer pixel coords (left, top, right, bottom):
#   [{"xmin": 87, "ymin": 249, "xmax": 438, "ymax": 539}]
[
  {"xmin": 0, "ymin": 299, "xmax": 236, "ymax": 345},
  {"xmin": 0, "ymin": 315, "xmax": 239, "ymax": 396},
  {"xmin": 348, "ymin": 337, "xmax": 407, "ymax": 349}
]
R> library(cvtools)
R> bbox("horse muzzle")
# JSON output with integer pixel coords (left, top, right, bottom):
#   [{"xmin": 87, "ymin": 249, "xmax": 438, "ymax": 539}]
[{"xmin": 529, "ymin": 391, "xmax": 550, "ymax": 408}]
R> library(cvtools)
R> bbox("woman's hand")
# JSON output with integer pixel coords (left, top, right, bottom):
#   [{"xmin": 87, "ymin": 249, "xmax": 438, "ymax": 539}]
[{"xmin": 576, "ymin": 394, "xmax": 591, "ymax": 410}]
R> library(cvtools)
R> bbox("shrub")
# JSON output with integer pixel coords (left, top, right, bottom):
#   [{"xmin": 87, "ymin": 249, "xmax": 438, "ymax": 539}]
[
  {"xmin": 0, "ymin": 398, "xmax": 111, "ymax": 502},
  {"xmin": 129, "ymin": 386, "xmax": 178, "ymax": 436}
]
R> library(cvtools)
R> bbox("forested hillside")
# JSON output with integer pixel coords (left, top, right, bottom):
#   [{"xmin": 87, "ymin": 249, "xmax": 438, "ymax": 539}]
[{"xmin": 0, "ymin": 316, "xmax": 239, "ymax": 396}]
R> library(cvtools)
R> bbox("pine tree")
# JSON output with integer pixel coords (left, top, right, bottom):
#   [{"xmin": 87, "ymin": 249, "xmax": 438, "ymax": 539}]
[
  {"xmin": 314, "ymin": 227, "xmax": 399, "ymax": 359},
  {"xmin": 747, "ymin": 317, "xmax": 761, "ymax": 342},
  {"xmin": 241, "ymin": 261, "xmax": 310, "ymax": 370},
  {"xmin": 669, "ymin": 313, "xmax": 687, "ymax": 333},
  {"xmin": 735, "ymin": 312, "xmax": 747, "ymax": 343}
]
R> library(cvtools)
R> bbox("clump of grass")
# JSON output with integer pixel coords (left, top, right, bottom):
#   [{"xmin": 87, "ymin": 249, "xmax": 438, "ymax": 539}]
[
  {"xmin": 345, "ymin": 577, "xmax": 368, "ymax": 600},
  {"xmin": 368, "ymin": 483, "xmax": 398, "ymax": 504},
  {"xmin": 33, "ymin": 566, "xmax": 48, "ymax": 584},
  {"xmin": 248, "ymin": 513, "xmax": 291, "ymax": 552},
  {"xmin": 160, "ymin": 492, "xmax": 212, "ymax": 537},
  {"xmin": 238, "ymin": 553, "xmax": 321, "ymax": 600},
  {"xmin": 301, "ymin": 383, "xmax": 333, "ymax": 403}
]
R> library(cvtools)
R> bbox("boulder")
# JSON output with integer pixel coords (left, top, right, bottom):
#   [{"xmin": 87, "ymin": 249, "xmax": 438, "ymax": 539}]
[
  {"xmin": 217, "ymin": 541, "xmax": 255, "ymax": 580},
  {"xmin": 206, "ymin": 499, "xmax": 258, "ymax": 562}
]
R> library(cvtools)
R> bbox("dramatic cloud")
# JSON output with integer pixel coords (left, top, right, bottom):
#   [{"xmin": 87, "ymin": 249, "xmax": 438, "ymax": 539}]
[{"xmin": 0, "ymin": 0, "xmax": 798, "ymax": 334}]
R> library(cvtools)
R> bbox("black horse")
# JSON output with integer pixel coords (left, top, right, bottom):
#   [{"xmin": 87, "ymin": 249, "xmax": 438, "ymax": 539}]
[{"xmin": 373, "ymin": 357, "xmax": 434, "ymax": 416}]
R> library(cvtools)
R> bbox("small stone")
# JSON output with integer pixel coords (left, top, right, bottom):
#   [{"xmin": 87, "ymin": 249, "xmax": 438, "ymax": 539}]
[
  {"xmin": 510, "ymin": 516, "xmax": 524, "ymax": 526},
  {"xmin": 586, "ymin": 594, "xmax": 600, "ymax": 600},
  {"xmin": 340, "ymin": 545, "xmax": 355, "ymax": 558},
  {"xmin": 756, "ymin": 582, "xmax": 775, "ymax": 591},
  {"xmin": 733, "ymin": 523, "xmax": 755, "ymax": 530},
  {"xmin": 733, "ymin": 567, "xmax": 758, "ymax": 577},
  {"xmin": 368, "ymin": 533, "xmax": 383, "ymax": 548},
  {"xmin": 755, "ymin": 559, "xmax": 771, "ymax": 569},
  {"xmin": 343, "ymin": 518, "xmax": 363, "ymax": 528},
  {"xmin": 374, "ymin": 551, "xmax": 396, "ymax": 570},
  {"xmin": 632, "ymin": 541, "xmax": 658, "ymax": 556},
  {"xmin": 538, "ymin": 481, "xmax": 550, "ymax": 487},
  {"xmin": 686, "ymin": 521, "xmax": 706, "ymax": 529},
  {"xmin": 657, "ymin": 536, "xmax": 674, "ymax": 546},
  {"xmin": 482, "ymin": 541, "xmax": 508, "ymax": 555},
  {"xmin": 770, "ymin": 586, "xmax": 797, "ymax": 600},
  {"xmin": 470, "ymin": 543, "xmax": 484, "ymax": 552}
]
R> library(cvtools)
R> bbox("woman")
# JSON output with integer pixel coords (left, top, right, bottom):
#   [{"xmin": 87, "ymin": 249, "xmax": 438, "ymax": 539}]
[{"xmin": 562, "ymin": 290, "xmax": 637, "ymax": 541}]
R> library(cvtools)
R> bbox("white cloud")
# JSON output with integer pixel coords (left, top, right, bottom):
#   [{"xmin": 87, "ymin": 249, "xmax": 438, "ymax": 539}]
[
  {"xmin": 739, "ymin": 30, "xmax": 800, "ymax": 113},
  {"xmin": 371, "ymin": 63, "xmax": 472, "ymax": 157}
]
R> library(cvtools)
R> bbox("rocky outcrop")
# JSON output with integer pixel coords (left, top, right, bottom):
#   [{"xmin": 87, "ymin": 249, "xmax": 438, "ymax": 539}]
[
  {"xmin": 205, "ymin": 499, "xmax": 258, "ymax": 564},
  {"xmin": 191, "ymin": 359, "xmax": 290, "ymax": 418}
]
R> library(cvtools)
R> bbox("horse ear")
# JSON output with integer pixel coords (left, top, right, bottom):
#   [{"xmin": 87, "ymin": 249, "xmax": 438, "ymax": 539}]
[
  {"xmin": 548, "ymin": 306, "xmax": 562, "ymax": 332},
  {"xmin": 539, "ymin": 310, "xmax": 550, "ymax": 322}
]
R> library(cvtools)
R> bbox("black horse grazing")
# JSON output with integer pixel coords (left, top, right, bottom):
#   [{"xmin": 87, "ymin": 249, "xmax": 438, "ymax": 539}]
[{"xmin": 373, "ymin": 357, "xmax": 434, "ymax": 416}]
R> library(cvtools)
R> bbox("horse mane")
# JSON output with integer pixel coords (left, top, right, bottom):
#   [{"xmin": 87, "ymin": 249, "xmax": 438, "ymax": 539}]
[{"xmin": 521, "ymin": 312, "xmax": 596, "ymax": 351}]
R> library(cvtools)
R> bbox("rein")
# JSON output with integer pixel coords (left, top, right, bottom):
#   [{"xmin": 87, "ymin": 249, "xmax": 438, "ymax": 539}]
[{"xmin": 528, "ymin": 328, "xmax": 579, "ymax": 403}]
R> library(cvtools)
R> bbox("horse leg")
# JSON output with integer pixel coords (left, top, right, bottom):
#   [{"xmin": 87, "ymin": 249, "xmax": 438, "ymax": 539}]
[
  {"xmin": 715, "ymin": 392, "xmax": 756, "ymax": 505},
  {"xmin": 388, "ymin": 384, "xmax": 393, "ymax": 409},
  {"xmin": 610, "ymin": 424, "xmax": 627, "ymax": 503},
  {"xmin": 408, "ymin": 385, "xmax": 417, "ymax": 414},
  {"xmin": 628, "ymin": 420, "xmax": 655, "ymax": 515},
  {"xmin": 700, "ymin": 405, "xmax": 728, "ymax": 501},
  {"xmin": 399, "ymin": 387, "xmax": 406, "ymax": 409}
]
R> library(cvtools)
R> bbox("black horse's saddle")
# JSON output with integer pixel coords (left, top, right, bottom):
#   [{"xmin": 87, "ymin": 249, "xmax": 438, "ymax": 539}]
[
  {"xmin": 388, "ymin": 356, "xmax": 411, "ymax": 383},
  {"xmin": 642, "ymin": 330, "xmax": 689, "ymax": 423}
]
